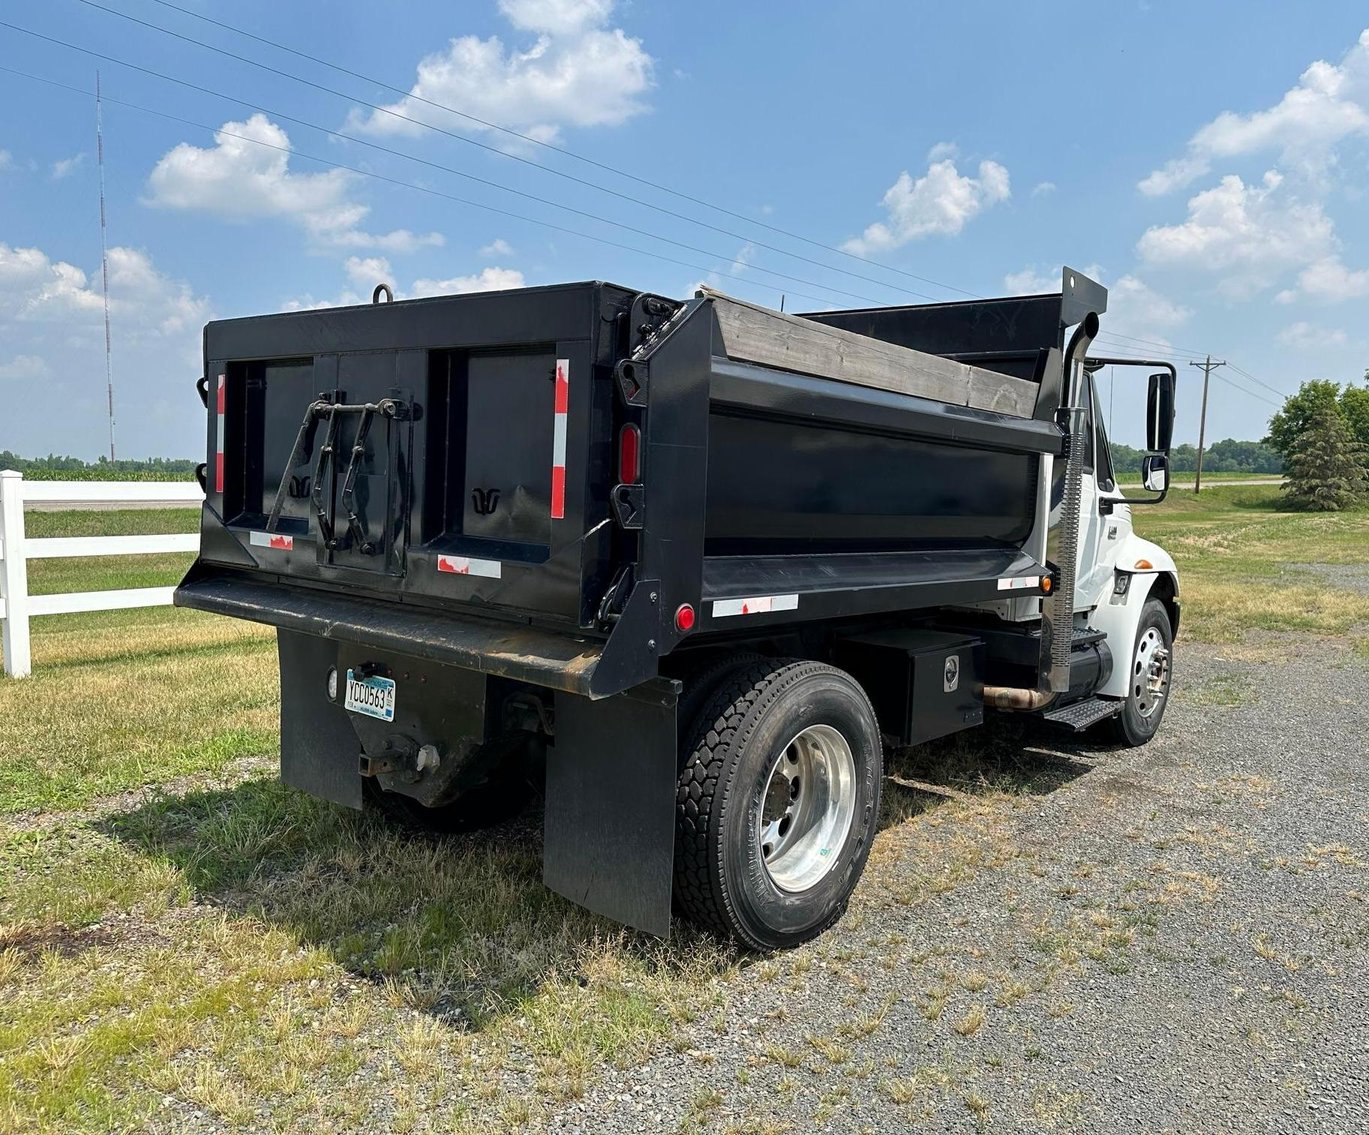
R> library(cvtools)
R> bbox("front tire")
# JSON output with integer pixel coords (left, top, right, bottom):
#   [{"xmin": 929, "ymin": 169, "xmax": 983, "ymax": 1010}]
[
  {"xmin": 1106, "ymin": 597, "xmax": 1173, "ymax": 747},
  {"xmin": 674, "ymin": 659, "xmax": 883, "ymax": 950}
]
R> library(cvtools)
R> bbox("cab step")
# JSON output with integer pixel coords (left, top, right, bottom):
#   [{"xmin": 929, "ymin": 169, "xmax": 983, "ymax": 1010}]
[{"xmin": 1040, "ymin": 696, "xmax": 1122, "ymax": 732}]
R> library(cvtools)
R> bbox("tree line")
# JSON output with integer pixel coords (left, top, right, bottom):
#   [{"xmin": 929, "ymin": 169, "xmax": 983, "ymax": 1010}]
[
  {"xmin": 1109, "ymin": 438, "xmax": 1282, "ymax": 475},
  {"xmin": 0, "ymin": 452, "xmax": 198, "ymax": 481}
]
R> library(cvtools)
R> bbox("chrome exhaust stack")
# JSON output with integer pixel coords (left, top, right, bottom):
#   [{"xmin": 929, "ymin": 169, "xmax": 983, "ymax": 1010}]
[{"xmin": 1039, "ymin": 310, "xmax": 1100, "ymax": 694}]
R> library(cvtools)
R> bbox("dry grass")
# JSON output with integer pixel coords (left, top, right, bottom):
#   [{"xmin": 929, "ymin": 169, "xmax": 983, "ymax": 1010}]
[
  {"xmin": 1, "ymin": 531, "xmax": 738, "ymax": 1133},
  {"xmin": 1138, "ymin": 487, "xmax": 1369, "ymax": 642},
  {"xmin": 5, "ymin": 488, "xmax": 1367, "ymax": 1130}
]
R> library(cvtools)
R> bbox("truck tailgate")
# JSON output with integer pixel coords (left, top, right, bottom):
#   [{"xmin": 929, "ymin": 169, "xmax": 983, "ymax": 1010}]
[{"xmin": 189, "ymin": 282, "xmax": 633, "ymax": 634}]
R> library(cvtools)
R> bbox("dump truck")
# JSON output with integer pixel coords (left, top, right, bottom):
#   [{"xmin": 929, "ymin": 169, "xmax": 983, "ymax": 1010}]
[{"xmin": 176, "ymin": 267, "xmax": 1179, "ymax": 949}]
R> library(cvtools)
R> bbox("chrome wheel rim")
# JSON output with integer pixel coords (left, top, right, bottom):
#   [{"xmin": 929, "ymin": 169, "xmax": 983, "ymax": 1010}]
[
  {"xmin": 1132, "ymin": 626, "xmax": 1170, "ymax": 719},
  {"xmin": 756, "ymin": 724, "xmax": 856, "ymax": 893}
]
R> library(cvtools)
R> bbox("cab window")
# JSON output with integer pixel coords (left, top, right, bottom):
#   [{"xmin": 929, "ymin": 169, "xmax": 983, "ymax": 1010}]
[{"xmin": 1092, "ymin": 375, "xmax": 1117, "ymax": 491}]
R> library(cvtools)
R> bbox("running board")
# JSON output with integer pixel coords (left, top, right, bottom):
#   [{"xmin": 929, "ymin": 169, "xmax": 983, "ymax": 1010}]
[{"xmin": 1039, "ymin": 696, "xmax": 1122, "ymax": 732}]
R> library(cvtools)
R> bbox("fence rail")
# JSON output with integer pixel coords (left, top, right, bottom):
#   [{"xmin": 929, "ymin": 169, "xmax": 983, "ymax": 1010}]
[{"xmin": 0, "ymin": 470, "xmax": 202, "ymax": 678}]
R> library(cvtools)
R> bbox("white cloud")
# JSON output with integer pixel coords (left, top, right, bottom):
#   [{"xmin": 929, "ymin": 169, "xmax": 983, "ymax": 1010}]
[
  {"xmin": 843, "ymin": 147, "xmax": 1010, "ymax": 255},
  {"xmin": 1031, "ymin": 181, "xmax": 1056, "ymax": 197},
  {"xmin": 1140, "ymin": 28, "xmax": 1369, "ymax": 195},
  {"xmin": 51, "ymin": 154, "xmax": 84, "ymax": 180},
  {"xmin": 1109, "ymin": 274, "xmax": 1191, "ymax": 330},
  {"xmin": 1278, "ymin": 320, "xmax": 1348, "ymax": 348},
  {"xmin": 146, "ymin": 115, "xmax": 442, "ymax": 253},
  {"xmin": 1280, "ymin": 254, "xmax": 1369, "ymax": 303},
  {"xmin": 0, "ymin": 243, "xmax": 207, "ymax": 334},
  {"xmin": 0, "ymin": 150, "xmax": 13, "ymax": 172},
  {"xmin": 500, "ymin": 0, "xmax": 613, "ymax": 35},
  {"xmin": 0, "ymin": 354, "xmax": 49, "ymax": 382},
  {"xmin": 344, "ymin": 256, "xmax": 393, "ymax": 290},
  {"xmin": 1136, "ymin": 171, "xmax": 1335, "ymax": 296},
  {"xmin": 479, "ymin": 238, "xmax": 514, "ymax": 257},
  {"xmin": 1003, "ymin": 267, "xmax": 1056, "ymax": 294},
  {"xmin": 286, "ymin": 262, "xmax": 527, "ymax": 310},
  {"xmin": 349, "ymin": 0, "xmax": 652, "ymax": 145},
  {"xmin": 0, "ymin": 243, "xmax": 209, "ymax": 455},
  {"xmin": 410, "ymin": 267, "xmax": 525, "ymax": 298}
]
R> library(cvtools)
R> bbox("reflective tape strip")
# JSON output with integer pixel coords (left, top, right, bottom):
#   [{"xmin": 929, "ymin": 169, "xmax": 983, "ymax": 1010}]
[
  {"xmin": 214, "ymin": 374, "xmax": 226, "ymax": 493},
  {"xmin": 711, "ymin": 594, "xmax": 799, "ymax": 618},
  {"xmin": 551, "ymin": 358, "xmax": 569, "ymax": 519},
  {"xmin": 249, "ymin": 531, "xmax": 294, "ymax": 550},
  {"xmin": 437, "ymin": 555, "xmax": 502, "ymax": 579},
  {"xmin": 996, "ymin": 576, "xmax": 1040, "ymax": 591}
]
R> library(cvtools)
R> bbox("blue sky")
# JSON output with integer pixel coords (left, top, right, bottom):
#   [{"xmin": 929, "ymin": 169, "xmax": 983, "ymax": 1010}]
[{"xmin": 2, "ymin": 0, "xmax": 1368, "ymax": 458}]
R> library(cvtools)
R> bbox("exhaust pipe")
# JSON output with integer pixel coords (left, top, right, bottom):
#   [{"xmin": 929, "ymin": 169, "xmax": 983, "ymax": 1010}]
[
  {"xmin": 1039, "ymin": 311, "xmax": 1100, "ymax": 694},
  {"xmin": 981, "ymin": 686, "xmax": 1056, "ymax": 711}
]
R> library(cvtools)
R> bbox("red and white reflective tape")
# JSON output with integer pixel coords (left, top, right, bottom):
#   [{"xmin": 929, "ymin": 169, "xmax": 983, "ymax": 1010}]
[
  {"xmin": 711, "ymin": 593, "xmax": 799, "ymax": 618},
  {"xmin": 551, "ymin": 358, "xmax": 569, "ymax": 519},
  {"xmin": 996, "ymin": 575, "xmax": 1039, "ymax": 591},
  {"xmin": 437, "ymin": 554, "xmax": 502, "ymax": 579},
  {"xmin": 249, "ymin": 530, "xmax": 294, "ymax": 551},
  {"xmin": 214, "ymin": 373, "xmax": 226, "ymax": 493}
]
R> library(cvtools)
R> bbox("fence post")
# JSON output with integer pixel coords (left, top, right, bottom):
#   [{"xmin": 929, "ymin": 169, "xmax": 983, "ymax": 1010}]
[{"xmin": 0, "ymin": 470, "xmax": 32, "ymax": 679}]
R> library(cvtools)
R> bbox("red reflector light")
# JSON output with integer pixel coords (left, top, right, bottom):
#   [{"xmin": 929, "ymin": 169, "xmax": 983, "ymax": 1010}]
[
  {"xmin": 618, "ymin": 423, "xmax": 641, "ymax": 485},
  {"xmin": 674, "ymin": 604, "xmax": 696, "ymax": 632}
]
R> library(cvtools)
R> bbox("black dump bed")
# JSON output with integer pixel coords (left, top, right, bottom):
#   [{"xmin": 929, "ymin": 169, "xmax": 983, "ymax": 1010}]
[{"xmin": 178, "ymin": 273, "xmax": 1102, "ymax": 698}]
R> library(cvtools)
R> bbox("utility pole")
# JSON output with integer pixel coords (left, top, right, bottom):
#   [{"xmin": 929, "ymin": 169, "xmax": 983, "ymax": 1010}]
[{"xmin": 1189, "ymin": 355, "xmax": 1226, "ymax": 494}]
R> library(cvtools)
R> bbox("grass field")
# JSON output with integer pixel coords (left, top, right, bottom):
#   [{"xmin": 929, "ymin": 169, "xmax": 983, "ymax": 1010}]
[{"xmin": 2, "ymin": 489, "xmax": 1368, "ymax": 1132}]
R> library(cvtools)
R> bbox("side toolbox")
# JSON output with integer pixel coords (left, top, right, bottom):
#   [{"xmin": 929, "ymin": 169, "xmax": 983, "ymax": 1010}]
[{"xmin": 835, "ymin": 629, "xmax": 985, "ymax": 746}]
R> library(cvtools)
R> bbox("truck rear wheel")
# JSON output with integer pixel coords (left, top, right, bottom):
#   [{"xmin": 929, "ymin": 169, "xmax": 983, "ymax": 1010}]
[
  {"xmin": 674, "ymin": 659, "xmax": 882, "ymax": 950},
  {"xmin": 1106, "ymin": 597, "xmax": 1173, "ymax": 747}
]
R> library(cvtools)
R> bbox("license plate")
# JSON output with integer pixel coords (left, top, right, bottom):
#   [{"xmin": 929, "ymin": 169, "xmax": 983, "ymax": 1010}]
[{"xmin": 344, "ymin": 670, "xmax": 396, "ymax": 722}]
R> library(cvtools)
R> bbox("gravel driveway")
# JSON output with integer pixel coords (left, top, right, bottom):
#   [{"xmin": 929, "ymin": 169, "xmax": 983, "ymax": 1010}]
[{"xmin": 553, "ymin": 636, "xmax": 1369, "ymax": 1134}]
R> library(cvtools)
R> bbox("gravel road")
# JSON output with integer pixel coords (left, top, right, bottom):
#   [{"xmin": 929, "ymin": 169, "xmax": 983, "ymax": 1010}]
[{"xmin": 553, "ymin": 635, "xmax": 1369, "ymax": 1134}]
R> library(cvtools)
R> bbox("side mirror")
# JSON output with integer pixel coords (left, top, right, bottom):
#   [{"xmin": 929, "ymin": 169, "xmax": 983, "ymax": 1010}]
[
  {"xmin": 1146, "ymin": 372, "xmax": 1175, "ymax": 452},
  {"xmin": 1141, "ymin": 453, "xmax": 1169, "ymax": 493}
]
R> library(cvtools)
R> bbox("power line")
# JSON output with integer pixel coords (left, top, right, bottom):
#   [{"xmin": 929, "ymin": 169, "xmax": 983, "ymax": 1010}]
[
  {"xmin": 136, "ymin": 0, "xmax": 978, "ymax": 300},
  {"xmin": 0, "ymin": 22, "xmax": 889, "ymax": 308},
  {"xmin": 0, "ymin": 65, "xmax": 845, "ymax": 309},
  {"xmin": 70, "ymin": 0, "xmax": 950, "ymax": 304},
  {"xmin": 1226, "ymin": 361, "xmax": 1290, "ymax": 400},
  {"xmin": 14, "ymin": 5, "xmax": 1300, "ymax": 397},
  {"xmin": 1211, "ymin": 370, "xmax": 1281, "ymax": 408}
]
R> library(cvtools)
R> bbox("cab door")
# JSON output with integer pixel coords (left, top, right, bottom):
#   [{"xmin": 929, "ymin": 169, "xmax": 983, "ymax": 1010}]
[{"xmin": 1075, "ymin": 372, "xmax": 1129, "ymax": 610}]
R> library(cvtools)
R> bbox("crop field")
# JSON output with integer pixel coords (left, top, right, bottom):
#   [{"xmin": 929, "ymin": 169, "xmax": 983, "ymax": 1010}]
[{"xmin": 2, "ymin": 488, "xmax": 1367, "ymax": 1133}]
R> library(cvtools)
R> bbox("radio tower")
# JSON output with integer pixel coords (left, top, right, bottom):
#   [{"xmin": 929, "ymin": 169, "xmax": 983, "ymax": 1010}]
[{"xmin": 96, "ymin": 71, "xmax": 116, "ymax": 461}]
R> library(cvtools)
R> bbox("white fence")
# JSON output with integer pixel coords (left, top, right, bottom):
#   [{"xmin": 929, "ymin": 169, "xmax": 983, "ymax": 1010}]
[{"xmin": 0, "ymin": 470, "xmax": 203, "ymax": 678}]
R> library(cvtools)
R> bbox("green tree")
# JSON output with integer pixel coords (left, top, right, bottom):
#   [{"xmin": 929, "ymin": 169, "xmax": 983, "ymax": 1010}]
[
  {"xmin": 1340, "ymin": 382, "xmax": 1369, "ymax": 460},
  {"xmin": 1266, "ymin": 380, "xmax": 1342, "ymax": 463},
  {"xmin": 1281, "ymin": 405, "xmax": 1367, "ymax": 512}
]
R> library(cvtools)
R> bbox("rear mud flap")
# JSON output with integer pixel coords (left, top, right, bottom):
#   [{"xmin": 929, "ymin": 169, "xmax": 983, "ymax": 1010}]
[
  {"xmin": 278, "ymin": 630, "xmax": 363, "ymax": 809},
  {"xmin": 545, "ymin": 678, "xmax": 679, "ymax": 937}
]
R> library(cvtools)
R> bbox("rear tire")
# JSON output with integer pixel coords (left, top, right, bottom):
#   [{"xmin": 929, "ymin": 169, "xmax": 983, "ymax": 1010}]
[
  {"xmin": 1106, "ymin": 597, "xmax": 1173, "ymax": 747},
  {"xmin": 674, "ymin": 659, "xmax": 882, "ymax": 950},
  {"xmin": 674, "ymin": 650, "xmax": 764, "ymax": 746}
]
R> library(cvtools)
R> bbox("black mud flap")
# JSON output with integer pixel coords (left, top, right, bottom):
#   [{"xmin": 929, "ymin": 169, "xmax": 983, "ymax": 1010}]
[
  {"xmin": 278, "ymin": 630, "xmax": 364, "ymax": 809},
  {"xmin": 545, "ymin": 678, "xmax": 679, "ymax": 936}
]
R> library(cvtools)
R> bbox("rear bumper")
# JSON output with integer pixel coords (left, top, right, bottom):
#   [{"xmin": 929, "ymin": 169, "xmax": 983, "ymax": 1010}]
[{"xmin": 175, "ymin": 571, "xmax": 617, "ymax": 697}]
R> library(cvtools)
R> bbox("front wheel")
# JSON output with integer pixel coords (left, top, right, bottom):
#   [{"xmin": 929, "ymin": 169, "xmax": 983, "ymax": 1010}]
[
  {"xmin": 674, "ymin": 659, "xmax": 883, "ymax": 950},
  {"xmin": 1106, "ymin": 597, "xmax": 1174, "ymax": 747}
]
